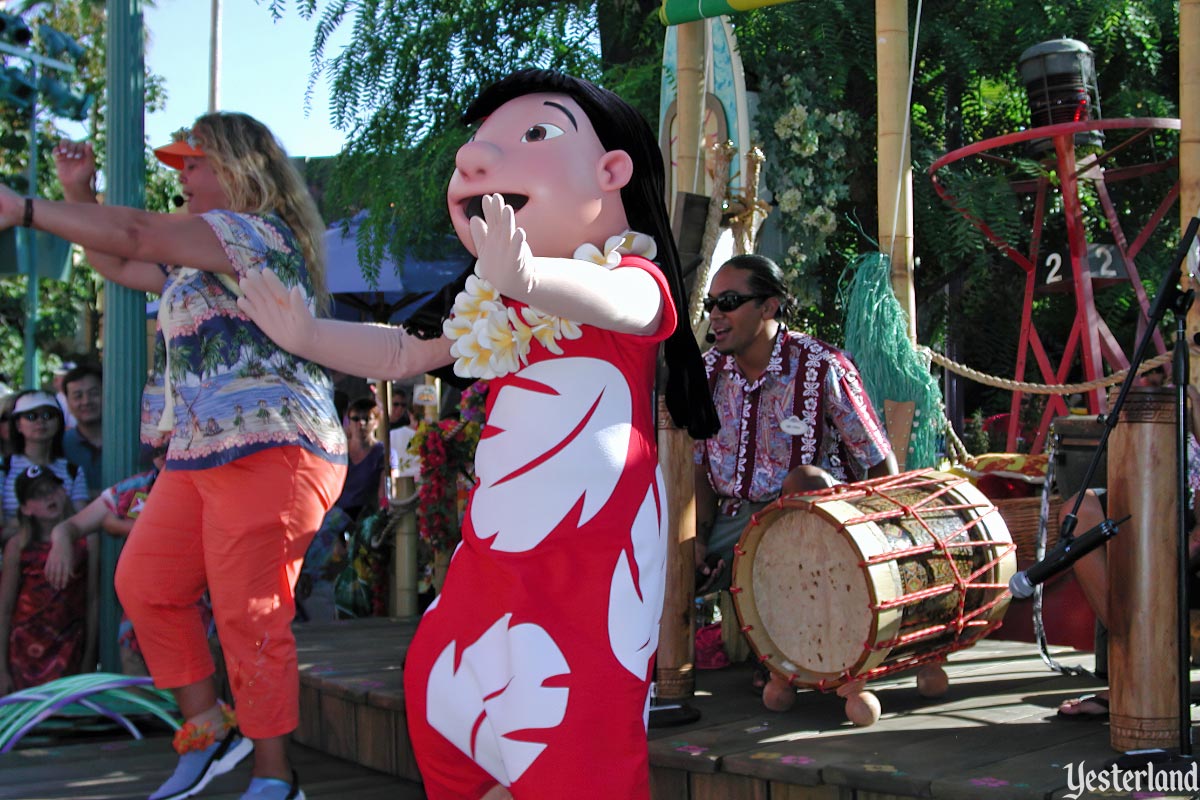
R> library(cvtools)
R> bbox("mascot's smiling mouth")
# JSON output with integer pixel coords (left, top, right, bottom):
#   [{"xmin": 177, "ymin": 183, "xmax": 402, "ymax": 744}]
[{"xmin": 465, "ymin": 193, "xmax": 529, "ymax": 220}]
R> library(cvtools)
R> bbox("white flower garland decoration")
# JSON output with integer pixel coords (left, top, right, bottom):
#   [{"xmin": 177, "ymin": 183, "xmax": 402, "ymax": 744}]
[{"xmin": 443, "ymin": 230, "xmax": 657, "ymax": 379}]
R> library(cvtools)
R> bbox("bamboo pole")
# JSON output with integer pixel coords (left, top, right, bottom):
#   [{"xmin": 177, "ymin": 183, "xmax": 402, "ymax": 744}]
[
  {"xmin": 1107, "ymin": 387, "xmax": 1179, "ymax": 750},
  {"xmin": 653, "ymin": 18, "xmax": 709, "ymax": 703},
  {"xmin": 876, "ymin": 0, "xmax": 916, "ymax": 341},
  {"xmin": 674, "ymin": 21, "xmax": 707, "ymax": 196}
]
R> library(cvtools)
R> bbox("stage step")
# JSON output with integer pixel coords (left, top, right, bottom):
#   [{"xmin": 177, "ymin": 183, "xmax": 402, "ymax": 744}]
[{"xmin": 294, "ymin": 616, "xmax": 423, "ymax": 783}]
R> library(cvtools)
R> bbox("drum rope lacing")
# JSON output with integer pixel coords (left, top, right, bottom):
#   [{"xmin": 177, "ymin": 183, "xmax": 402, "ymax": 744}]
[{"xmin": 737, "ymin": 470, "xmax": 1017, "ymax": 690}]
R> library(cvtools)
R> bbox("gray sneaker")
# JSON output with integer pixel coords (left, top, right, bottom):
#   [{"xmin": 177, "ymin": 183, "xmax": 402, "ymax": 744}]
[
  {"xmin": 148, "ymin": 730, "xmax": 254, "ymax": 800},
  {"xmin": 239, "ymin": 770, "xmax": 304, "ymax": 800}
]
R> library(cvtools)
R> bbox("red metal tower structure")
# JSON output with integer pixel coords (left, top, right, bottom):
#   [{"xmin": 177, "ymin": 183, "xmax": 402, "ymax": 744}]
[{"xmin": 929, "ymin": 40, "xmax": 1179, "ymax": 453}]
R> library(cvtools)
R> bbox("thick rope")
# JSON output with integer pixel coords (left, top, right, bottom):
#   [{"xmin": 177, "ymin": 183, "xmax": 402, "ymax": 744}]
[
  {"xmin": 919, "ymin": 346, "xmax": 1171, "ymax": 396},
  {"xmin": 688, "ymin": 140, "xmax": 735, "ymax": 332}
]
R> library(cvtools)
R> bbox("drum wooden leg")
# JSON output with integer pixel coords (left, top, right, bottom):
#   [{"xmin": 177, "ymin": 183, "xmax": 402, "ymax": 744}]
[
  {"xmin": 916, "ymin": 663, "xmax": 949, "ymax": 698},
  {"xmin": 762, "ymin": 673, "xmax": 796, "ymax": 712},
  {"xmin": 838, "ymin": 679, "xmax": 881, "ymax": 727}
]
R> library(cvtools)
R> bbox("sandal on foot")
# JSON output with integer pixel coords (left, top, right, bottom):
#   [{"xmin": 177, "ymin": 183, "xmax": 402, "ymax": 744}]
[{"xmin": 1056, "ymin": 693, "xmax": 1109, "ymax": 721}]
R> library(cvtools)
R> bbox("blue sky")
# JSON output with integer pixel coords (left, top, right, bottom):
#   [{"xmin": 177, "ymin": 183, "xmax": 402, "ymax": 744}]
[{"xmin": 144, "ymin": 0, "xmax": 352, "ymax": 158}]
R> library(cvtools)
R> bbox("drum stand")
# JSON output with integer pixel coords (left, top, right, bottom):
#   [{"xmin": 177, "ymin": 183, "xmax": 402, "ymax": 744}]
[
  {"xmin": 1067, "ymin": 214, "xmax": 1199, "ymax": 775},
  {"xmin": 1030, "ymin": 439, "xmax": 1091, "ymax": 677}
]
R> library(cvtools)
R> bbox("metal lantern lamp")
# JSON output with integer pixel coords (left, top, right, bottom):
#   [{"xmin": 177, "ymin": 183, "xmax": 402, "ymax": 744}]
[{"xmin": 1018, "ymin": 38, "xmax": 1104, "ymax": 153}]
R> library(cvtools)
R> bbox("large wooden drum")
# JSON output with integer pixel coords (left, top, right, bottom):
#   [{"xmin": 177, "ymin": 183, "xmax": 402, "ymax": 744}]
[{"xmin": 732, "ymin": 470, "xmax": 1017, "ymax": 689}]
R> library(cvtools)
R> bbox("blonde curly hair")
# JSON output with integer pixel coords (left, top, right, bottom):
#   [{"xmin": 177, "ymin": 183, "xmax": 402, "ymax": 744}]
[{"xmin": 186, "ymin": 112, "xmax": 330, "ymax": 314}]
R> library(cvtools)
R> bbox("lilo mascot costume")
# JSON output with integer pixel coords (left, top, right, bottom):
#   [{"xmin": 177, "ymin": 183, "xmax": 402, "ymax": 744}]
[{"xmin": 238, "ymin": 69, "xmax": 718, "ymax": 799}]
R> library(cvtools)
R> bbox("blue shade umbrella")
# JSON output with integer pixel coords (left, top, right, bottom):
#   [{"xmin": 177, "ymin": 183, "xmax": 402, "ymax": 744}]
[{"xmin": 325, "ymin": 211, "xmax": 472, "ymax": 324}]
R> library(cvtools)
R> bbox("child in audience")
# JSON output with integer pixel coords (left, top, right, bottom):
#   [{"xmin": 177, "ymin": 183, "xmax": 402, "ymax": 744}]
[
  {"xmin": 0, "ymin": 466, "xmax": 97, "ymax": 694},
  {"xmin": 46, "ymin": 446, "xmax": 219, "ymax": 677}
]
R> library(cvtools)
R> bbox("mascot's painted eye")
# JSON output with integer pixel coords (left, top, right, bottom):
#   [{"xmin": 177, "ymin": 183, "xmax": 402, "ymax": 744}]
[{"xmin": 522, "ymin": 123, "xmax": 565, "ymax": 143}]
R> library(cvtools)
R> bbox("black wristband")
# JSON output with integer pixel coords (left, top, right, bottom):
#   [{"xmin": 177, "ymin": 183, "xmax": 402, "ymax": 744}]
[{"xmin": 21, "ymin": 197, "xmax": 33, "ymax": 228}]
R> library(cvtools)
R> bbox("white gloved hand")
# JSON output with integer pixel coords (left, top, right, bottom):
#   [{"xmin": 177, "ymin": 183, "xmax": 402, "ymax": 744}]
[
  {"xmin": 466, "ymin": 193, "xmax": 663, "ymax": 335},
  {"xmin": 470, "ymin": 193, "xmax": 534, "ymax": 297},
  {"xmin": 237, "ymin": 267, "xmax": 317, "ymax": 359}
]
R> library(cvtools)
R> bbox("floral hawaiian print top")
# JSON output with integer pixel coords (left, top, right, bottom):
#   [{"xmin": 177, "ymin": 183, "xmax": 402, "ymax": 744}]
[
  {"xmin": 140, "ymin": 210, "xmax": 347, "ymax": 470},
  {"xmin": 695, "ymin": 327, "xmax": 891, "ymax": 514}
]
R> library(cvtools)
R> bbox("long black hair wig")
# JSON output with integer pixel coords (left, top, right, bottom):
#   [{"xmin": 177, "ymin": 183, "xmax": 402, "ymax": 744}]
[{"xmin": 462, "ymin": 69, "xmax": 718, "ymax": 439}]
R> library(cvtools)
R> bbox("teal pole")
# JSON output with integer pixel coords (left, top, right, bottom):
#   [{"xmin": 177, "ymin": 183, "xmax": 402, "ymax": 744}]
[
  {"xmin": 100, "ymin": 0, "xmax": 146, "ymax": 673},
  {"xmin": 22, "ymin": 69, "xmax": 38, "ymax": 389}
]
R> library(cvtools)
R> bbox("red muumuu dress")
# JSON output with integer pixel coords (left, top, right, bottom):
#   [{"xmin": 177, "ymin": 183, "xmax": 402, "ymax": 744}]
[
  {"xmin": 404, "ymin": 255, "xmax": 674, "ymax": 799},
  {"xmin": 7, "ymin": 538, "xmax": 88, "ymax": 691}
]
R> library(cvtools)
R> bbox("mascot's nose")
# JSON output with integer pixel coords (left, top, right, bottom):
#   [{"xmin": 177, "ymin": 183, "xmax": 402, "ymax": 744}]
[{"xmin": 455, "ymin": 139, "xmax": 502, "ymax": 178}]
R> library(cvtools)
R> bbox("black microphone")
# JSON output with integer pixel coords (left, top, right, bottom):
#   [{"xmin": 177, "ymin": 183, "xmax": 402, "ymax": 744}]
[
  {"xmin": 704, "ymin": 330, "xmax": 715, "ymax": 344},
  {"xmin": 1008, "ymin": 516, "xmax": 1124, "ymax": 599},
  {"xmin": 171, "ymin": 194, "xmax": 185, "ymax": 208}
]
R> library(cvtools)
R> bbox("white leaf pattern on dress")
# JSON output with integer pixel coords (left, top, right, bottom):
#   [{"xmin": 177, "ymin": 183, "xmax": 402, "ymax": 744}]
[
  {"xmin": 426, "ymin": 614, "xmax": 570, "ymax": 787},
  {"xmin": 607, "ymin": 472, "xmax": 668, "ymax": 682},
  {"xmin": 471, "ymin": 358, "xmax": 632, "ymax": 552}
]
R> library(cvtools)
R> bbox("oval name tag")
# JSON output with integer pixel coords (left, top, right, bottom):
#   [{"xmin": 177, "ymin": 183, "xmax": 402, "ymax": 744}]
[{"xmin": 780, "ymin": 415, "xmax": 809, "ymax": 436}]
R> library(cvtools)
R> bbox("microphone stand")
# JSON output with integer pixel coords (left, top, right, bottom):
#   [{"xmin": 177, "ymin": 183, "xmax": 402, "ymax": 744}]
[{"xmin": 1069, "ymin": 213, "xmax": 1199, "ymax": 773}]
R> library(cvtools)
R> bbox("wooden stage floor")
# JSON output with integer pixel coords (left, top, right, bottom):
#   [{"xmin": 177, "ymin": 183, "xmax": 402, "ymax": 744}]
[{"xmin": 2, "ymin": 617, "xmax": 1197, "ymax": 799}]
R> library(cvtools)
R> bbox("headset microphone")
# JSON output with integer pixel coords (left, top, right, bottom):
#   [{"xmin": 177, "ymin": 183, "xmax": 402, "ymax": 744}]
[
  {"xmin": 705, "ymin": 331, "xmax": 716, "ymax": 344},
  {"xmin": 171, "ymin": 195, "xmax": 185, "ymax": 208}
]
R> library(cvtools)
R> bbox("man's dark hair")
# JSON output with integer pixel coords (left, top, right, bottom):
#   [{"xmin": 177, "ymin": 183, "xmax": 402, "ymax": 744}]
[
  {"xmin": 348, "ymin": 395, "xmax": 379, "ymax": 416},
  {"xmin": 62, "ymin": 363, "xmax": 102, "ymax": 395},
  {"xmin": 720, "ymin": 254, "xmax": 792, "ymax": 320}
]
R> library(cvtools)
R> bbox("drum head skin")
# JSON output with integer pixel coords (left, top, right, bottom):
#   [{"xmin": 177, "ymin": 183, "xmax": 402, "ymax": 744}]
[{"xmin": 750, "ymin": 504, "xmax": 871, "ymax": 675}]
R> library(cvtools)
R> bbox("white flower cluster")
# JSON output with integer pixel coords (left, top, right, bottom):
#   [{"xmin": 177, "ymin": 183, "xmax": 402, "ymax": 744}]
[
  {"xmin": 774, "ymin": 103, "xmax": 810, "ymax": 140},
  {"xmin": 804, "ymin": 206, "xmax": 838, "ymax": 236},
  {"xmin": 443, "ymin": 230, "xmax": 656, "ymax": 379}
]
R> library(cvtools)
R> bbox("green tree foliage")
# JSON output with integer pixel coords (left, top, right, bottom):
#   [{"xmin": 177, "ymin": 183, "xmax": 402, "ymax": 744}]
[
  {"xmin": 259, "ymin": 0, "xmax": 663, "ymax": 283},
  {"xmin": 274, "ymin": 0, "xmax": 1179, "ymax": 430},
  {"xmin": 733, "ymin": 0, "xmax": 1180, "ymax": 422},
  {"xmin": 0, "ymin": 2, "xmax": 173, "ymax": 388}
]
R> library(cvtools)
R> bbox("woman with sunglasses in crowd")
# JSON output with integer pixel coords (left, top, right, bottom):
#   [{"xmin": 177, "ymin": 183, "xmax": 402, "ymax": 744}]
[
  {"xmin": 0, "ymin": 112, "xmax": 349, "ymax": 800},
  {"xmin": 1, "ymin": 390, "xmax": 90, "ymax": 523},
  {"xmin": 335, "ymin": 396, "xmax": 390, "ymax": 523}
]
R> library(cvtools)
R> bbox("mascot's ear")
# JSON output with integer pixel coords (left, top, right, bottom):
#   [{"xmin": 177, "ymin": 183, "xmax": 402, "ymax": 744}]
[{"xmin": 597, "ymin": 149, "xmax": 634, "ymax": 192}]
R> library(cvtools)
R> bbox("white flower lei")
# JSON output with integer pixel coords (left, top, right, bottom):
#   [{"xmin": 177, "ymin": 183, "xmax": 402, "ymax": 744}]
[{"xmin": 443, "ymin": 230, "xmax": 657, "ymax": 379}]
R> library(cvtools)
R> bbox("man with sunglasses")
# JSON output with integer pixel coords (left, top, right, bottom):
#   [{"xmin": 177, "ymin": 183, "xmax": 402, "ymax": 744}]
[{"xmin": 694, "ymin": 254, "xmax": 896, "ymax": 596}]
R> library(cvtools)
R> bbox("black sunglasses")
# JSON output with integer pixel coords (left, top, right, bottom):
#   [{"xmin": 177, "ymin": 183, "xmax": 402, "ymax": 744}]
[
  {"xmin": 703, "ymin": 292, "xmax": 770, "ymax": 313},
  {"xmin": 348, "ymin": 415, "xmax": 373, "ymax": 423},
  {"xmin": 19, "ymin": 410, "xmax": 57, "ymax": 422}
]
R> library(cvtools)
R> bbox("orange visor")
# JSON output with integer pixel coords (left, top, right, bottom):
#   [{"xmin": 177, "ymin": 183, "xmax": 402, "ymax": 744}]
[{"xmin": 153, "ymin": 137, "xmax": 205, "ymax": 170}]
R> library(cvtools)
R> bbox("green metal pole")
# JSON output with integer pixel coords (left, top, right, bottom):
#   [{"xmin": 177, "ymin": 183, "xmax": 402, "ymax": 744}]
[
  {"xmin": 100, "ymin": 0, "xmax": 146, "ymax": 673},
  {"xmin": 22, "ymin": 73, "xmax": 38, "ymax": 389}
]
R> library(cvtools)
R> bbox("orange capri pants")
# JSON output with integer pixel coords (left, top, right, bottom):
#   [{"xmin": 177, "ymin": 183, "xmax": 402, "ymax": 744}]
[{"xmin": 115, "ymin": 446, "xmax": 345, "ymax": 739}]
